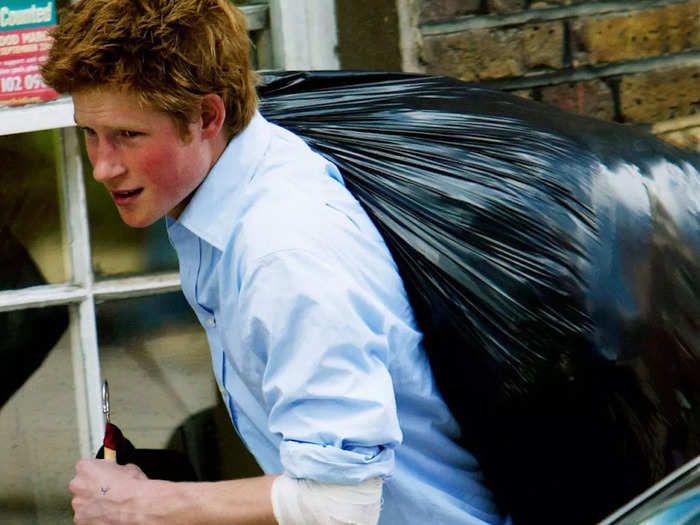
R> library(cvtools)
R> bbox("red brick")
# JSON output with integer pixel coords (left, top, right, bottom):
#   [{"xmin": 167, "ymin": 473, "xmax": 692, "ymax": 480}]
[
  {"xmin": 619, "ymin": 66, "xmax": 700, "ymax": 123},
  {"xmin": 418, "ymin": 0, "xmax": 481, "ymax": 25},
  {"xmin": 422, "ymin": 22, "xmax": 565, "ymax": 81},
  {"xmin": 571, "ymin": 1, "xmax": 700, "ymax": 65},
  {"xmin": 539, "ymin": 79, "xmax": 616, "ymax": 120}
]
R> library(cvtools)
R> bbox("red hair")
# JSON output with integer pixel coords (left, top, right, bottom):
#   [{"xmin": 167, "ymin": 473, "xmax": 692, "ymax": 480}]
[{"xmin": 42, "ymin": 0, "xmax": 258, "ymax": 139}]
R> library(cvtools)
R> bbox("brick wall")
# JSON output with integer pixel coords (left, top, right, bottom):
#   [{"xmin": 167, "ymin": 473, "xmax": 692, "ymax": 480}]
[{"xmin": 399, "ymin": 0, "xmax": 700, "ymax": 150}]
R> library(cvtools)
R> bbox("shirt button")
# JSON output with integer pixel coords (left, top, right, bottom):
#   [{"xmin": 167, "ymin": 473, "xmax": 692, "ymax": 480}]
[{"xmin": 207, "ymin": 317, "xmax": 216, "ymax": 327}]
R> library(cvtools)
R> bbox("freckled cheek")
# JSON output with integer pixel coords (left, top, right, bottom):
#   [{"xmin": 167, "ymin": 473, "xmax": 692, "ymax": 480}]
[{"xmin": 136, "ymin": 148, "xmax": 190, "ymax": 195}]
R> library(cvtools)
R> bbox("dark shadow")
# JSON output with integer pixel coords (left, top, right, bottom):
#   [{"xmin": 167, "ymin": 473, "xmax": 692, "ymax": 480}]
[{"xmin": 0, "ymin": 225, "xmax": 69, "ymax": 410}]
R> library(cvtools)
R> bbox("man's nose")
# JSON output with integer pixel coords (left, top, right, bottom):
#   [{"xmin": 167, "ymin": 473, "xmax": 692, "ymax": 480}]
[{"xmin": 91, "ymin": 144, "xmax": 126, "ymax": 183}]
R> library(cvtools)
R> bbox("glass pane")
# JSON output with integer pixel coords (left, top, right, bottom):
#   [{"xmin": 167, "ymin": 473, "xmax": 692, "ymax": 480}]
[
  {"xmin": 80, "ymin": 136, "xmax": 179, "ymax": 278},
  {"xmin": 96, "ymin": 293, "xmax": 262, "ymax": 481},
  {"xmin": 0, "ymin": 326, "xmax": 76, "ymax": 525},
  {"xmin": 0, "ymin": 129, "xmax": 66, "ymax": 288},
  {"xmin": 250, "ymin": 28, "xmax": 273, "ymax": 70}
]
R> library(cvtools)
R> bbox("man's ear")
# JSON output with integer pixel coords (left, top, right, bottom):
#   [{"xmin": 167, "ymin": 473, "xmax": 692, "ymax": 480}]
[{"xmin": 199, "ymin": 94, "xmax": 226, "ymax": 140}]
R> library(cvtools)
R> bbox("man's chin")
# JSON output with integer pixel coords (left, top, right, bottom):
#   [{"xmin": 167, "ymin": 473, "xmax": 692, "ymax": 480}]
[{"xmin": 118, "ymin": 210, "xmax": 161, "ymax": 228}]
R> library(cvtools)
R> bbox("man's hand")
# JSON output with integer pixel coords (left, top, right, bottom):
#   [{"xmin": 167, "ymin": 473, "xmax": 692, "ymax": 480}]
[
  {"xmin": 69, "ymin": 458, "xmax": 149, "ymax": 525},
  {"xmin": 70, "ymin": 458, "xmax": 278, "ymax": 525}
]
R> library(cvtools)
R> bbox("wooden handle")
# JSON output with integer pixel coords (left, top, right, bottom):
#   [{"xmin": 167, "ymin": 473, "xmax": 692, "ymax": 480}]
[{"xmin": 104, "ymin": 446, "xmax": 117, "ymax": 462}]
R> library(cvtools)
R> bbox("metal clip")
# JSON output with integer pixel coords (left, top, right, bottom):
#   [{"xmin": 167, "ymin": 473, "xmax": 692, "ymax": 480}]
[{"xmin": 102, "ymin": 380, "xmax": 110, "ymax": 423}]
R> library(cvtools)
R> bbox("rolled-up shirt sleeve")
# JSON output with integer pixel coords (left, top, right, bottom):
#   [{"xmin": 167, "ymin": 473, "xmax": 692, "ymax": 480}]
[{"xmin": 236, "ymin": 246, "xmax": 404, "ymax": 484}]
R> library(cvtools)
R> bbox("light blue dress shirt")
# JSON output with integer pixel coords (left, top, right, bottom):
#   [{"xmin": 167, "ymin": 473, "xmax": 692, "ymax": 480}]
[{"xmin": 166, "ymin": 111, "xmax": 505, "ymax": 524}]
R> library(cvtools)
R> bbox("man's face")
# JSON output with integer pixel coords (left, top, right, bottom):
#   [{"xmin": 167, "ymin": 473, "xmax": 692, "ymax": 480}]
[{"xmin": 73, "ymin": 88, "xmax": 209, "ymax": 227}]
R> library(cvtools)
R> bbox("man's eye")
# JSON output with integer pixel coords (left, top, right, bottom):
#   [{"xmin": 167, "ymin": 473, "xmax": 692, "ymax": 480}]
[
  {"xmin": 81, "ymin": 127, "xmax": 96, "ymax": 136},
  {"xmin": 120, "ymin": 130, "xmax": 142, "ymax": 138}
]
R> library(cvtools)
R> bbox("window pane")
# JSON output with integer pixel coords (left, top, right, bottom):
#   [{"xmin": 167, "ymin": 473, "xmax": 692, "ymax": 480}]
[
  {"xmin": 0, "ymin": 329, "xmax": 77, "ymax": 525},
  {"xmin": 96, "ymin": 293, "xmax": 261, "ymax": 482},
  {"xmin": 0, "ymin": 130, "xmax": 66, "ymax": 288}
]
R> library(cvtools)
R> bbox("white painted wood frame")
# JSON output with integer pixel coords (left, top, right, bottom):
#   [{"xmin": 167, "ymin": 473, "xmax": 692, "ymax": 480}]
[{"xmin": 267, "ymin": 0, "xmax": 340, "ymax": 70}]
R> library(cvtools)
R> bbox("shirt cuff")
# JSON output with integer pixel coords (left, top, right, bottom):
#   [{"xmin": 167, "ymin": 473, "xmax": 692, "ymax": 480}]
[{"xmin": 280, "ymin": 439, "xmax": 395, "ymax": 484}]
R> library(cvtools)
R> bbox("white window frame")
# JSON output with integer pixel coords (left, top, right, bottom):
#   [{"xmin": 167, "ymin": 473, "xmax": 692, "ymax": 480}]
[
  {"xmin": 268, "ymin": 0, "xmax": 340, "ymax": 70},
  {"xmin": 0, "ymin": 1, "xmax": 338, "ymax": 459}
]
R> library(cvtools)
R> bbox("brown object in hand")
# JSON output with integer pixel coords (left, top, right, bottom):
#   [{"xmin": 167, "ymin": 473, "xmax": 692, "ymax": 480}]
[{"xmin": 103, "ymin": 421, "xmax": 122, "ymax": 462}]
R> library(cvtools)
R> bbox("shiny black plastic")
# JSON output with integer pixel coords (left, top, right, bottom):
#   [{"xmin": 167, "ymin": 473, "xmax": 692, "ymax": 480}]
[{"xmin": 258, "ymin": 71, "xmax": 700, "ymax": 525}]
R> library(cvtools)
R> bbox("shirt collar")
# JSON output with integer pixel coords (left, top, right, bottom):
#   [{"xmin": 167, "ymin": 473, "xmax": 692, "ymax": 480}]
[{"xmin": 171, "ymin": 110, "xmax": 271, "ymax": 249}]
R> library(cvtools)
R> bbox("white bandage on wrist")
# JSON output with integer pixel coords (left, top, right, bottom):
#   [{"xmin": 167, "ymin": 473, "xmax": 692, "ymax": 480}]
[{"xmin": 271, "ymin": 474, "xmax": 383, "ymax": 525}]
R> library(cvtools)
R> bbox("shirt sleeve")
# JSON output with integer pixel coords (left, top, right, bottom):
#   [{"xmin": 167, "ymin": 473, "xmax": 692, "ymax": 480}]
[{"xmin": 235, "ymin": 246, "xmax": 404, "ymax": 484}]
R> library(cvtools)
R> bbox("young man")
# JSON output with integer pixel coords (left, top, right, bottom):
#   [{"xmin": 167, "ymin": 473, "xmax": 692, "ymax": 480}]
[{"xmin": 42, "ymin": 1, "xmax": 505, "ymax": 523}]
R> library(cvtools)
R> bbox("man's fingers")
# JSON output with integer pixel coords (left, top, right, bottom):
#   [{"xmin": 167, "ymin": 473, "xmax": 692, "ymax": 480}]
[
  {"xmin": 68, "ymin": 476, "xmax": 81, "ymax": 496},
  {"xmin": 74, "ymin": 458, "xmax": 93, "ymax": 473}
]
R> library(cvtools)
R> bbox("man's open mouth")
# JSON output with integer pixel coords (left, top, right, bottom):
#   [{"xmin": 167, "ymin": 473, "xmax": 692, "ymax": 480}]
[
  {"xmin": 112, "ymin": 188, "xmax": 143, "ymax": 203},
  {"xmin": 113, "ymin": 189, "xmax": 142, "ymax": 197}
]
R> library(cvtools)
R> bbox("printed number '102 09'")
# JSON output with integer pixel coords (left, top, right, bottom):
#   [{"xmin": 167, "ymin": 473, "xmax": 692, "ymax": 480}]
[
  {"xmin": 0, "ymin": 74, "xmax": 45, "ymax": 93},
  {"xmin": 1, "ymin": 76, "xmax": 23, "ymax": 93}
]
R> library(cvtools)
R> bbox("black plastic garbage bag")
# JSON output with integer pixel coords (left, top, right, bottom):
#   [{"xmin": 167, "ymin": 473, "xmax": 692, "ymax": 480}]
[{"xmin": 258, "ymin": 71, "xmax": 700, "ymax": 525}]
